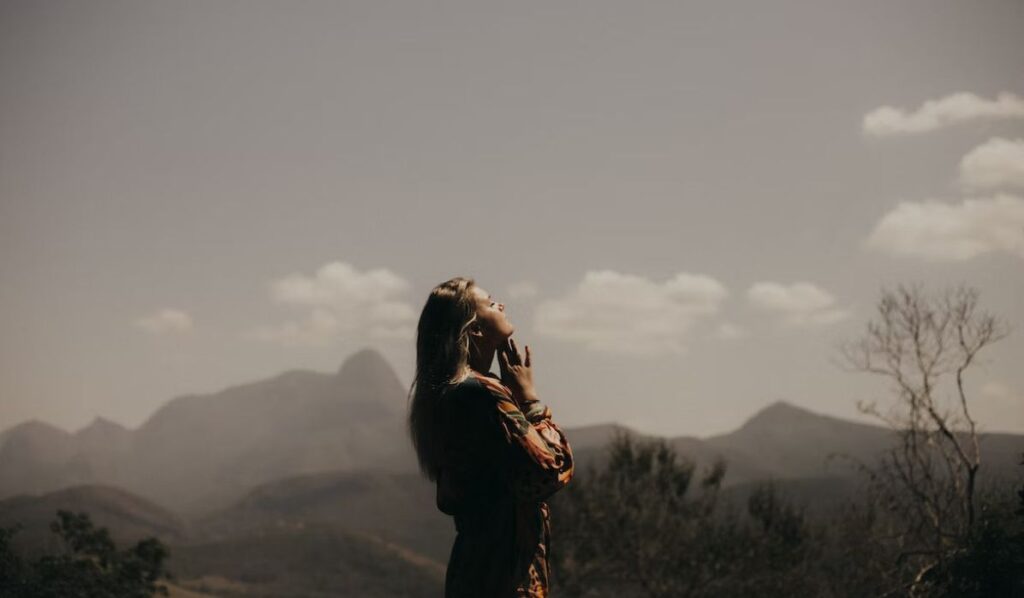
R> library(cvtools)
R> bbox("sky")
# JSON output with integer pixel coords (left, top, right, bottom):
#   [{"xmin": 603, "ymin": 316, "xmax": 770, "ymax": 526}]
[{"xmin": 2, "ymin": 0, "xmax": 1022, "ymax": 438}]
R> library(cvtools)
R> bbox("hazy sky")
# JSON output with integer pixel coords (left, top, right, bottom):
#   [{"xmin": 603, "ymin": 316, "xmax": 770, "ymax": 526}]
[{"xmin": 2, "ymin": 0, "xmax": 1022, "ymax": 438}]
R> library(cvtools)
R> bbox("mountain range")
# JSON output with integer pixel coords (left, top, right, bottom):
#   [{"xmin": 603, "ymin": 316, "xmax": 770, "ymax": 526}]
[
  {"xmin": 3, "ymin": 348, "xmax": 1021, "ymax": 517},
  {"xmin": 0, "ymin": 349, "xmax": 416, "ymax": 516},
  {"xmin": 2, "ymin": 347, "xmax": 1020, "ymax": 597}
]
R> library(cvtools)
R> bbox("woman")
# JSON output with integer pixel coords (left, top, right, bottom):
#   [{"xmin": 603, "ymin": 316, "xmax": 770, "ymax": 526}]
[{"xmin": 408, "ymin": 276, "xmax": 575, "ymax": 598}]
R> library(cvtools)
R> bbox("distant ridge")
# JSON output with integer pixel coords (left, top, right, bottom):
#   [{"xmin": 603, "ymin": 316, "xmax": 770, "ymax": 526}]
[
  {"xmin": 74, "ymin": 416, "xmax": 132, "ymax": 449},
  {"xmin": 194, "ymin": 468, "xmax": 452, "ymax": 563},
  {"xmin": 0, "ymin": 419, "xmax": 74, "ymax": 447},
  {"xmin": 75, "ymin": 415, "xmax": 130, "ymax": 436},
  {"xmin": 0, "ymin": 348, "xmax": 416, "ymax": 515},
  {"xmin": 0, "ymin": 483, "xmax": 189, "ymax": 555},
  {"xmin": 565, "ymin": 399, "xmax": 1023, "ymax": 488},
  {"xmin": 560, "ymin": 422, "xmax": 648, "ymax": 449},
  {"xmin": 2, "ymin": 350, "xmax": 1021, "ymax": 519},
  {"xmin": 740, "ymin": 400, "xmax": 822, "ymax": 428},
  {"xmin": 736, "ymin": 400, "xmax": 881, "ymax": 434},
  {"xmin": 0, "ymin": 419, "xmax": 80, "ymax": 497}
]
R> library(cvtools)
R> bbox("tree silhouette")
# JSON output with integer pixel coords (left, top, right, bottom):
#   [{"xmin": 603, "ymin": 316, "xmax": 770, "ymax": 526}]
[
  {"xmin": 840, "ymin": 285, "xmax": 1008, "ymax": 578},
  {"xmin": 0, "ymin": 509, "xmax": 172, "ymax": 598},
  {"xmin": 547, "ymin": 400, "xmax": 1023, "ymax": 597},
  {"xmin": 550, "ymin": 432, "xmax": 823, "ymax": 597}
]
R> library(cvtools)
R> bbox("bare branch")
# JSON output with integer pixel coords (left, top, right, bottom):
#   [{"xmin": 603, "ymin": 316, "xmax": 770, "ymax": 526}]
[{"xmin": 835, "ymin": 283, "xmax": 1009, "ymax": 564}]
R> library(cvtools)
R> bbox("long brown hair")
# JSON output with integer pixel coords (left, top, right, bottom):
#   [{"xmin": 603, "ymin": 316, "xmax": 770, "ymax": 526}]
[{"xmin": 407, "ymin": 276, "xmax": 480, "ymax": 482}]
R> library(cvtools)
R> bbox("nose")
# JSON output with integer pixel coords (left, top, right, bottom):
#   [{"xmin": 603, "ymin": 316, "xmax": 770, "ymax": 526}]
[{"xmin": 498, "ymin": 302, "xmax": 505, "ymax": 311}]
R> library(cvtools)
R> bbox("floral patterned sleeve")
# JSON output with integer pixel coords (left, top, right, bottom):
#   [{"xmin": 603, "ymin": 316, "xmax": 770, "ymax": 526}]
[{"xmin": 471, "ymin": 372, "xmax": 575, "ymax": 502}]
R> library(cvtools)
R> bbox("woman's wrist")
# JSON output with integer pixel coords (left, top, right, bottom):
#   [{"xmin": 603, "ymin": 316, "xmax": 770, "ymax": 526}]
[{"xmin": 516, "ymin": 387, "xmax": 540, "ymax": 404}]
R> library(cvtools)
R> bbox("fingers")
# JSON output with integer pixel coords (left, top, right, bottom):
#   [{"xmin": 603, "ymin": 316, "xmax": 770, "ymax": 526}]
[
  {"xmin": 497, "ymin": 345, "xmax": 507, "ymax": 376},
  {"xmin": 525, "ymin": 344, "xmax": 531, "ymax": 368},
  {"xmin": 510, "ymin": 338, "xmax": 522, "ymax": 365}
]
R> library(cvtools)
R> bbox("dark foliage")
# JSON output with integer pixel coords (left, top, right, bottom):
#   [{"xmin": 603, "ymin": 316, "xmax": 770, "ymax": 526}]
[
  {"xmin": 910, "ymin": 455, "xmax": 1024, "ymax": 598},
  {"xmin": 549, "ymin": 435, "xmax": 1024, "ymax": 598},
  {"xmin": 0, "ymin": 509, "xmax": 171, "ymax": 598}
]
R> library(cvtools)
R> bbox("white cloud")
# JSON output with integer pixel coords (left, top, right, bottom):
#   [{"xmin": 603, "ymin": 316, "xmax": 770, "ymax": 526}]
[
  {"xmin": 506, "ymin": 281, "xmax": 540, "ymax": 300},
  {"xmin": 863, "ymin": 92, "xmax": 1024, "ymax": 136},
  {"xmin": 747, "ymin": 282, "xmax": 851, "ymax": 326},
  {"xmin": 959, "ymin": 138, "xmax": 1024, "ymax": 190},
  {"xmin": 533, "ymin": 270, "xmax": 728, "ymax": 355},
  {"xmin": 864, "ymin": 195, "xmax": 1024, "ymax": 261},
  {"xmin": 748, "ymin": 282, "xmax": 833, "ymax": 312},
  {"xmin": 135, "ymin": 309, "xmax": 193, "ymax": 334},
  {"xmin": 270, "ymin": 261, "xmax": 410, "ymax": 306},
  {"xmin": 250, "ymin": 261, "xmax": 416, "ymax": 346}
]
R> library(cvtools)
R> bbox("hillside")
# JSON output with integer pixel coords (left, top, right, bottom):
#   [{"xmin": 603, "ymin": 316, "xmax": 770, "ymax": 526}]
[
  {"xmin": 2, "ymin": 350, "xmax": 1021, "ymax": 523},
  {"xmin": 0, "ymin": 348, "xmax": 417, "ymax": 516},
  {"xmin": 0, "ymin": 484, "xmax": 189, "ymax": 556},
  {"xmin": 192, "ymin": 468, "xmax": 453, "ymax": 564},
  {"xmin": 167, "ymin": 522, "xmax": 444, "ymax": 598}
]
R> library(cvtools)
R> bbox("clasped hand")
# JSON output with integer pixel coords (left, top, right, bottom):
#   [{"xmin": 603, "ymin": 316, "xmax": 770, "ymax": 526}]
[{"xmin": 497, "ymin": 338, "xmax": 538, "ymax": 405}]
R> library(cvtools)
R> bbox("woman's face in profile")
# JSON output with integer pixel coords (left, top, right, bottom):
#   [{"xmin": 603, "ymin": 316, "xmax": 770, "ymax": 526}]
[{"xmin": 470, "ymin": 286, "xmax": 514, "ymax": 344}]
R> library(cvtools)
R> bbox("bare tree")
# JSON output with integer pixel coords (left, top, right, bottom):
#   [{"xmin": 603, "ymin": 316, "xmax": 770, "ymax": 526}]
[{"xmin": 840, "ymin": 284, "xmax": 1008, "ymax": 585}]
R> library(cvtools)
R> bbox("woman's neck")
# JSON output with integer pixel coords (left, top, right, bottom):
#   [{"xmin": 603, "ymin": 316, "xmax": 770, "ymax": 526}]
[{"xmin": 467, "ymin": 343, "xmax": 496, "ymax": 377}]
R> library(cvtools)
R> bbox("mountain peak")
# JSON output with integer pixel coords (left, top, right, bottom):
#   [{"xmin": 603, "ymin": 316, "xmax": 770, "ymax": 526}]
[
  {"xmin": 3, "ymin": 418, "xmax": 71, "ymax": 439},
  {"xmin": 337, "ymin": 347, "xmax": 395, "ymax": 379},
  {"xmin": 333, "ymin": 348, "xmax": 407, "ymax": 417},
  {"xmin": 740, "ymin": 400, "xmax": 823, "ymax": 431},
  {"xmin": 76, "ymin": 416, "xmax": 130, "ymax": 438},
  {"xmin": 0, "ymin": 419, "xmax": 76, "ymax": 462}
]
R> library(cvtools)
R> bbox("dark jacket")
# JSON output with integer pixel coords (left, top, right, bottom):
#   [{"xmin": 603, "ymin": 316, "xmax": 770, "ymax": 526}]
[{"xmin": 437, "ymin": 370, "xmax": 575, "ymax": 597}]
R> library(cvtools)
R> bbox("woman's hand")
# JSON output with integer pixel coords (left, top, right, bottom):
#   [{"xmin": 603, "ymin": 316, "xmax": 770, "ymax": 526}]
[{"xmin": 498, "ymin": 338, "xmax": 539, "ymax": 405}]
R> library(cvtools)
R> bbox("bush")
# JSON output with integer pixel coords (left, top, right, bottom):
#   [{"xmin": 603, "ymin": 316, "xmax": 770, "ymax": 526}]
[
  {"xmin": 0, "ymin": 509, "xmax": 172, "ymax": 598},
  {"xmin": 549, "ymin": 436, "xmax": 1024, "ymax": 598}
]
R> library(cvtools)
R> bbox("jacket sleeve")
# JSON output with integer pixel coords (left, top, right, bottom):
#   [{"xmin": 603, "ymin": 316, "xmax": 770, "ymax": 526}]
[{"xmin": 473, "ymin": 374, "xmax": 575, "ymax": 502}]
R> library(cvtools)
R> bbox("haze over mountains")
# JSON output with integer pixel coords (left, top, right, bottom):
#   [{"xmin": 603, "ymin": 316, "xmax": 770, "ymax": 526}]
[
  {"xmin": 2, "ymin": 348, "xmax": 1022, "ymax": 515},
  {"xmin": 1, "ymin": 348, "xmax": 1021, "ymax": 596},
  {"xmin": 1, "ymin": 349, "xmax": 416, "ymax": 515}
]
